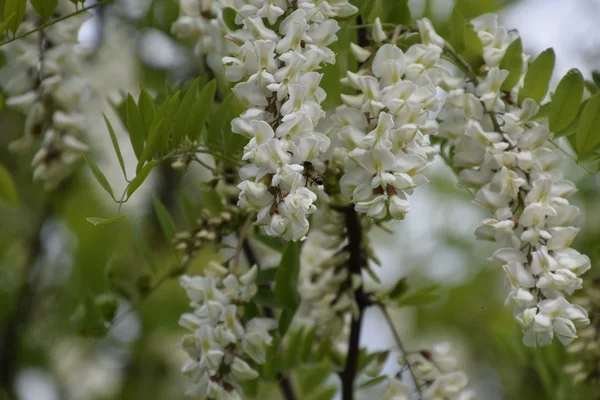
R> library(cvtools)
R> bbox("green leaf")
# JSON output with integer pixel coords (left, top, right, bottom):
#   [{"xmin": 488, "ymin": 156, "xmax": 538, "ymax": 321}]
[
  {"xmin": 576, "ymin": 93, "xmax": 600, "ymax": 156},
  {"xmin": 585, "ymin": 80, "xmax": 598, "ymax": 94},
  {"xmin": 448, "ymin": 7, "xmax": 465, "ymax": 53},
  {"xmin": 222, "ymin": 7, "xmax": 240, "ymax": 31},
  {"xmin": 138, "ymin": 89, "xmax": 156, "ymax": 134},
  {"xmin": 388, "ymin": 277, "xmax": 409, "ymax": 299},
  {"xmin": 222, "ymin": 99, "xmax": 247, "ymax": 153},
  {"xmin": 206, "ymin": 93, "xmax": 233, "ymax": 147},
  {"xmin": 592, "ymin": 71, "xmax": 600, "ymax": 89},
  {"xmin": 462, "ymin": 21, "xmax": 483, "ymax": 66},
  {"xmin": 386, "ymin": 0, "xmax": 411, "ymax": 25},
  {"xmin": 30, "ymin": 0, "xmax": 59, "ymax": 19},
  {"xmin": 127, "ymin": 160, "xmax": 158, "ymax": 199},
  {"xmin": 94, "ymin": 293, "xmax": 119, "ymax": 322},
  {"xmin": 0, "ymin": 12, "xmax": 16, "ymax": 35},
  {"xmin": 186, "ymin": 80, "xmax": 216, "ymax": 141},
  {"xmin": 499, "ymin": 38, "xmax": 523, "ymax": 91},
  {"xmin": 201, "ymin": 189, "xmax": 223, "ymax": 215},
  {"xmin": 178, "ymin": 191, "xmax": 198, "ymax": 227},
  {"xmin": 137, "ymin": 118, "xmax": 165, "ymax": 170},
  {"xmin": 86, "ymin": 215, "xmax": 126, "ymax": 226},
  {"xmin": 0, "ymin": 164, "xmax": 19, "ymax": 209},
  {"xmin": 172, "ymin": 78, "xmax": 201, "ymax": 146},
  {"xmin": 519, "ymin": 48, "xmax": 555, "ymax": 104},
  {"xmin": 359, "ymin": 375, "xmax": 388, "ymax": 389},
  {"xmin": 152, "ymin": 195, "xmax": 177, "ymax": 244},
  {"xmin": 253, "ymin": 287, "xmax": 281, "ymax": 309},
  {"xmin": 257, "ymin": 268, "xmax": 277, "ymax": 285},
  {"xmin": 126, "ymin": 94, "xmax": 145, "ymax": 159},
  {"xmin": 155, "ymin": 92, "xmax": 180, "ymax": 152},
  {"xmin": 103, "ymin": 114, "xmax": 128, "ymax": 180},
  {"xmin": 278, "ymin": 307, "xmax": 296, "ymax": 336},
  {"xmin": 3, "ymin": 0, "xmax": 26, "ymax": 33},
  {"xmin": 549, "ymin": 69, "xmax": 584, "ymax": 133},
  {"xmin": 69, "ymin": 296, "xmax": 107, "ymax": 338},
  {"xmin": 83, "ymin": 155, "xmax": 115, "ymax": 200},
  {"xmin": 555, "ymin": 98, "xmax": 587, "ymax": 138},
  {"xmin": 274, "ymin": 241, "xmax": 302, "ymax": 309},
  {"xmin": 283, "ymin": 328, "xmax": 304, "ymax": 368},
  {"xmin": 397, "ymin": 285, "xmax": 441, "ymax": 307},
  {"xmin": 299, "ymin": 326, "xmax": 316, "ymax": 363}
]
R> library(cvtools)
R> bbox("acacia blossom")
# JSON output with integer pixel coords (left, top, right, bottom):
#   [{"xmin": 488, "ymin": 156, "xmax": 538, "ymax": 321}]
[
  {"xmin": 377, "ymin": 342, "xmax": 474, "ymax": 400},
  {"xmin": 179, "ymin": 262, "xmax": 276, "ymax": 399},
  {"xmin": 333, "ymin": 18, "xmax": 459, "ymax": 220},
  {"xmin": 223, "ymin": 0, "xmax": 357, "ymax": 241},
  {"xmin": 1, "ymin": 3, "xmax": 90, "ymax": 190},
  {"xmin": 171, "ymin": 0, "xmax": 232, "ymax": 69},
  {"xmin": 433, "ymin": 14, "xmax": 591, "ymax": 347}
]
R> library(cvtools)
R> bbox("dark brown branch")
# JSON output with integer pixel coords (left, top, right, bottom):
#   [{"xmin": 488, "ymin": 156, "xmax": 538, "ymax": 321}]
[
  {"xmin": 340, "ymin": 206, "xmax": 369, "ymax": 400},
  {"xmin": 241, "ymin": 238, "xmax": 298, "ymax": 400}
]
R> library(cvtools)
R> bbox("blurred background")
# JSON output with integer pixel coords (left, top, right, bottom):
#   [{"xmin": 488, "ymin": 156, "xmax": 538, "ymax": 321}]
[{"xmin": 1, "ymin": 0, "xmax": 600, "ymax": 399}]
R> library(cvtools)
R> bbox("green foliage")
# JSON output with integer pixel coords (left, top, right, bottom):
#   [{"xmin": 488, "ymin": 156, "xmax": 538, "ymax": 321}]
[
  {"xmin": 86, "ymin": 215, "xmax": 126, "ymax": 226},
  {"xmin": 83, "ymin": 154, "xmax": 116, "ymax": 201},
  {"xmin": 103, "ymin": 113, "xmax": 128, "ymax": 180},
  {"xmin": 152, "ymin": 195, "xmax": 177, "ymax": 244},
  {"xmin": 500, "ymin": 38, "xmax": 523, "ymax": 91},
  {"xmin": 30, "ymin": 0, "xmax": 59, "ymax": 19},
  {"xmin": 448, "ymin": 8, "xmax": 465, "ymax": 53},
  {"xmin": 274, "ymin": 241, "xmax": 302, "ymax": 309},
  {"xmin": 394, "ymin": 285, "xmax": 441, "ymax": 307},
  {"xmin": 127, "ymin": 160, "xmax": 157, "ymax": 199},
  {"xmin": 187, "ymin": 80, "xmax": 217, "ymax": 142},
  {"xmin": 519, "ymin": 48, "xmax": 555, "ymax": 104},
  {"xmin": 0, "ymin": 163, "xmax": 18, "ymax": 209},
  {"xmin": 549, "ymin": 69, "xmax": 584, "ymax": 133},
  {"xmin": 575, "ymin": 93, "xmax": 600, "ymax": 156},
  {"xmin": 3, "ymin": 0, "xmax": 25, "ymax": 34},
  {"xmin": 222, "ymin": 7, "xmax": 240, "ymax": 31}
]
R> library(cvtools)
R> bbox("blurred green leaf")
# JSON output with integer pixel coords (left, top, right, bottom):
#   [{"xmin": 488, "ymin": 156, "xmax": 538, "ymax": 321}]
[
  {"xmin": 187, "ymin": 80, "xmax": 216, "ymax": 141},
  {"xmin": 253, "ymin": 232, "xmax": 284, "ymax": 253},
  {"xmin": 449, "ymin": 7, "xmax": 465, "ymax": 53},
  {"xmin": 575, "ymin": 93, "xmax": 600, "ymax": 156},
  {"xmin": 253, "ymin": 287, "xmax": 281, "ymax": 309},
  {"xmin": 0, "ymin": 163, "xmax": 19, "ymax": 209},
  {"xmin": 30, "ymin": 0, "xmax": 58, "ymax": 19},
  {"xmin": 500, "ymin": 38, "xmax": 523, "ymax": 91},
  {"xmin": 152, "ymin": 195, "xmax": 177, "ymax": 244},
  {"xmin": 519, "ymin": 48, "xmax": 555, "ymax": 104},
  {"xmin": 592, "ymin": 70, "xmax": 600, "ymax": 89},
  {"xmin": 388, "ymin": 277, "xmax": 409, "ymax": 299},
  {"xmin": 127, "ymin": 160, "xmax": 158, "ymax": 199},
  {"xmin": 83, "ymin": 155, "xmax": 115, "ymax": 201},
  {"xmin": 179, "ymin": 191, "xmax": 198, "ymax": 227},
  {"xmin": 554, "ymin": 98, "xmax": 588, "ymax": 138},
  {"xmin": 201, "ymin": 189, "xmax": 223, "ymax": 214},
  {"xmin": 126, "ymin": 94, "xmax": 145, "ymax": 159},
  {"xmin": 172, "ymin": 78, "xmax": 201, "ymax": 146},
  {"xmin": 359, "ymin": 375, "xmax": 387, "ymax": 389},
  {"xmin": 396, "ymin": 285, "xmax": 441, "ymax": 307},
  {"xmin": 278, "ymin": 307, "xmax": 296, "ymax": 336},
  {"xmin": 138, "ymin": 89, "xmax": 156, "ymax": 134},
  {"xmin": 275, "ymin": 241, "xmax": 302, "ymax": 309},
  {"xmin": 138, "ymin": 118, "xmax": 165, "ymax": 170},
  {"xmin": 94, "ymin": 293, "xmax": 118, "ymax": 322},
  {"xmin": 86, "ymin": 215, "xmax": 126, "ymax": 226},
  {"xmin": 69, "ymin": 296, "xmax": 107, "ymax": 338},
  {"xmin": 0, "ymin": 13, "xmax": 16, "ymax": 35},
  {"xmin": 206, "ymin": 93, "xmax": 233, "ymax": 147},
  {"xmin": 222, "ymin": 7, "xmax": 240, "ymax": 31},
  {"xmin": 462, "ymin": 21, "xmax": 483, "ymax": 66},
  {"xmin": 549, "ymin": 69, "xmax": 584, "ymax": 133},
  {"xmin": 103, "ymin": 113, "xmax": 128, "ymax": 180},
  {"xmin": 3, "ymin": 0, "xmax": 25, "ymax": 33},
  {"xmin": 257, "ymin": 268, "xmax": 277, "ymax": 285}
]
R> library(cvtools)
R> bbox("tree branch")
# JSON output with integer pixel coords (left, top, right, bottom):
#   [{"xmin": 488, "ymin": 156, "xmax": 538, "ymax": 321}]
[
  {"xmin": 241, "ymin": 238, "xmax": 298, "ymax": 400},
  {"xmin": 379, "ymin": 304, "xmax": 422, "ymax": 398},
  {"xmin": 340, "ymin": 206, "xmax": 369, "ymax": 400}
]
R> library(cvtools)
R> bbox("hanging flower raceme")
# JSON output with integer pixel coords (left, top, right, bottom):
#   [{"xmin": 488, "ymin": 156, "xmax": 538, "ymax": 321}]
[
  {"xmin": 333, "ymin": 19, "xmax": 456, "ymax": 221},
  {"xmin": 171, "ymin": 0, "xmax": 231, "ymax": 69},
  {"xmin": 223, "ymin": 0, "xmax": 357, "ymax": 241},
  {"xmin": 1, "ymin": 3, "xmax": 91, "ymax": 190},
  {"xmin": 382, "ymin": 343, "xmax": 475, "ymax": 400},
  {"xmin": 435, "ymin": 13, "xmax": 591, "ymax": 347},
  {"xmin": 179, "ymin": 262, "xmax": 276, "ymax": 398}
]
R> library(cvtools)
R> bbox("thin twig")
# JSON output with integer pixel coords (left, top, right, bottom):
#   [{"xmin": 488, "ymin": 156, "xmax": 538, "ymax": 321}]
[
  {"xmin": 378, "ymin": 304, "xmax": 423, "ymax": 399},
  {"xmin": 0, "ymin": 0, "xmax": 111, "ymax": 48},
  {"xmin": 340, "ymin": 206, "xmax": 369, "ymax": 400}
]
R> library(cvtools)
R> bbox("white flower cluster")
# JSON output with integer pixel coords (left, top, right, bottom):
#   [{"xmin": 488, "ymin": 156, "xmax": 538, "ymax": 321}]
[
  {"xmin": 436, "ymin": 14, "xmax": 591, "ymax": 347},
  {"xmin": 296, "ymin": 207, "xmax": 359, "ymax": 338},
  {"xmin": 382, "ymin": 343, "xmax": 474, "ymax": 400},
  {"xmin": 171, "ymin": 0, "xmax": 231, "ymax": 69},
  {"xmin": 1, "ymin": 4, "xmax": 90, "ymax": 190},
  {"xmin": 179, "ymin": 262, "xmax": 276, "ymax": 399},
  {"xmin": 334, "ymin": 19, "xmax": 455, "ymax": 220},
  {"xmin": 223, "ymin": 0, "xmax": 357, "ymax": 241}
]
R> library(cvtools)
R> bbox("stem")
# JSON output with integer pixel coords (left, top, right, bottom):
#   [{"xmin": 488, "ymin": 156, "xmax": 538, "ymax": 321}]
[
  {"xmin": 378, "ymin": 304, "xmax": 423, "ymax": 398},
  {"xmin": 0, "ymin": 0, "xmax": 112, "ymax": 48},
  {"xmin": 241, "ymin": 238, "xmax": 298, "ymax": 400},
  {"xmin": 340, "ymin": 206, "xmax": 369, "ymax": 400}
]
